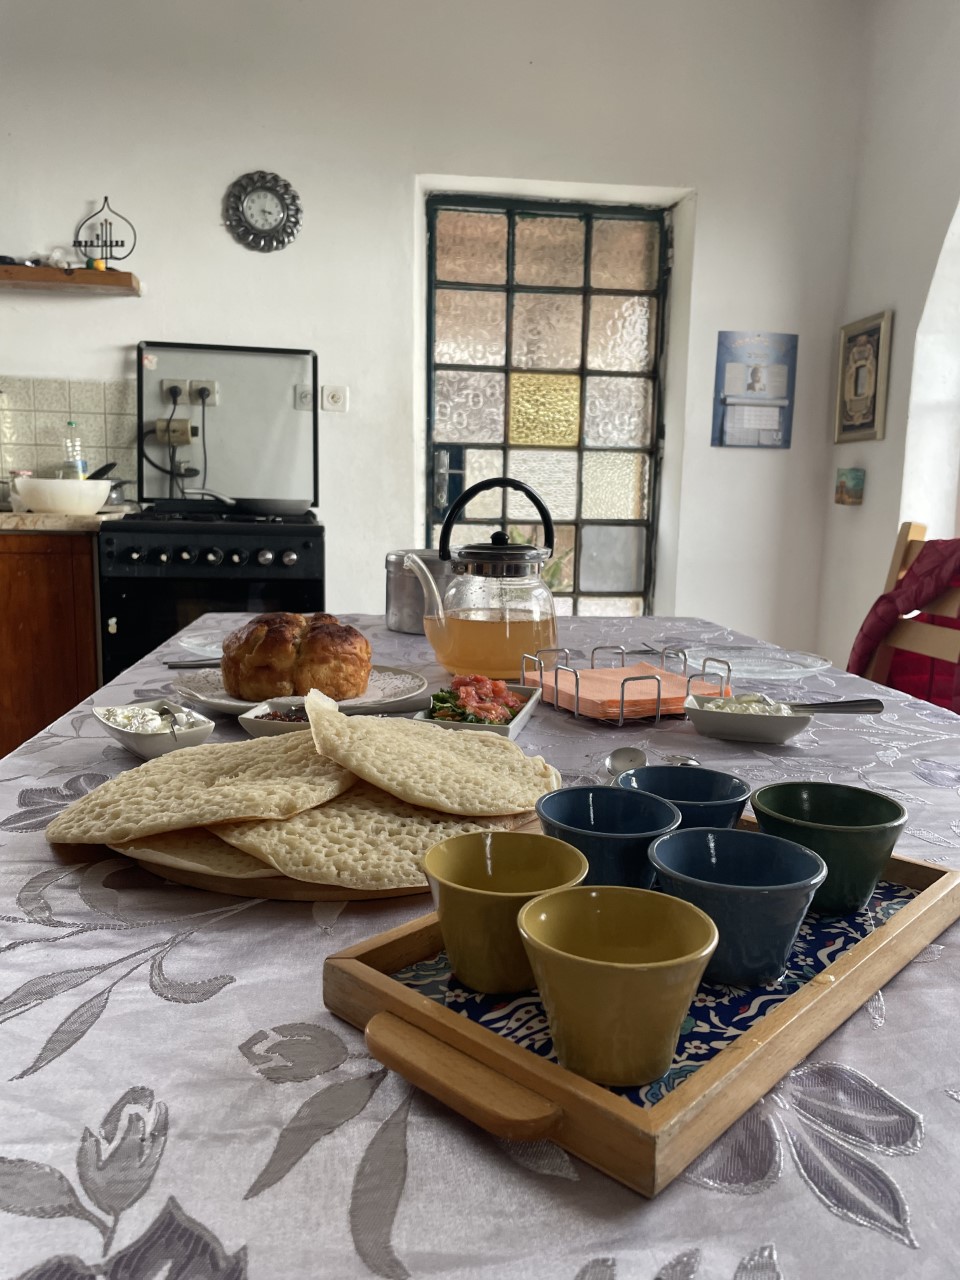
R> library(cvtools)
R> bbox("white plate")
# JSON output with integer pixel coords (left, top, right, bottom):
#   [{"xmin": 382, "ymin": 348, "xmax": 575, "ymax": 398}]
[
  {"xmin": 682, "ymin": 646, "xmax": 831, "ymax": 683},
  {"xmin": 413, "ymin": 685, "xmax": 541, "ymax": 739},
  {"xmin": 177, "ymin": 629, "xmax": 229, "ymax": 659},
  {"xmin": 173, "ymin": 665, "xmax": 429, "ymax": 717},
  {"xmin": 684, "ymin": 694, "xmax": 811, "ymax": 745}
]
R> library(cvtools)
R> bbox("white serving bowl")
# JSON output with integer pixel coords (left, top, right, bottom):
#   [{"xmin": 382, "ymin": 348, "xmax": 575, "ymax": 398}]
[
  {"xmin": 93, "ymin": 699, "xmax": 216, "ymax": 759},
  {"xmin": 14, "ymin": 477, "xmax": 112, "ymax": 515},
  {"xmin": 684, "ymin": 694, "xmax": 811, "ymax": 745},
  {"xmin": 413, "ymin": 684, "xmax": 541, "ymax": 739},
  {"xmin": 239, "ymin": 697, "xmax": 312, "ymax": 737}
]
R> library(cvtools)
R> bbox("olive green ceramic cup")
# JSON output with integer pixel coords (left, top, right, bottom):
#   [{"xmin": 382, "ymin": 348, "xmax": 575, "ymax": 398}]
[
  {"xmin": 517, "ymin": 885, "xmax": 718, "ymax": 1086},
  {"xmin": 423, "ymin": 832, "xmax": 589, "ymax": 994},
  {"xmin": 751, "ymin": 781, "xmax": 908, "ymax": 915}
]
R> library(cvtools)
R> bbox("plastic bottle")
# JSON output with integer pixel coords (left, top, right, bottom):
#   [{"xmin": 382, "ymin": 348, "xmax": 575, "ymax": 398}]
[{"xmin": 62, "ymin": 425, "xmax": 87, "ymax": 479}]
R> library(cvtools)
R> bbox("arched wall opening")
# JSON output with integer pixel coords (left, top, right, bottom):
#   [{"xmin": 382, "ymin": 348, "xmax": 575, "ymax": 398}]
[{"xmin": 900, "ymin": 199, "xmax": 960, "ymax": 538}]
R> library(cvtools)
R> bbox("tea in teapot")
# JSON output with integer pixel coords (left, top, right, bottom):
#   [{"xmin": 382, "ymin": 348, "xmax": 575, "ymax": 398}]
[{"xmin": 407, "ymin": 478, "xmax": 558, "ymax": 680}]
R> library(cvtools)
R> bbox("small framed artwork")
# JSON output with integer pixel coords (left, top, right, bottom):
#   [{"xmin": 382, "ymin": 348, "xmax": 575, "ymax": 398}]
[
  {"xmin": 835, "ymin": 467, "xmax": 865, "ymax": 505},
  {"xmin": 834, "ymin": 311, "xmax": 892, "ymax": 443}
]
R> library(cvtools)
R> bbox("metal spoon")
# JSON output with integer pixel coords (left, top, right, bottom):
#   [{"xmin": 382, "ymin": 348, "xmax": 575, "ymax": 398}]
[
  {"xmin": 603, "ymin": 746, "xmax": 647, "ymax": 777},
  {"xmin": 662, "ymin": 753, "xmax": 701, "ymax": 767}
]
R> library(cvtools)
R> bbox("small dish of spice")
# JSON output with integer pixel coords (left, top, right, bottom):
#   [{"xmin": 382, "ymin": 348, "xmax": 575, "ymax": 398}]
[{"xmin": 238, "ymin": 697, "xmax": 312, "ymax": 738}]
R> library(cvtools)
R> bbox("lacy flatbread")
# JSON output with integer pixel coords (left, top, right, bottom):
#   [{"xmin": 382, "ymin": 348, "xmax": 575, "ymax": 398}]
[
  {"xmin": 305, "ymin": 691, "xmax": 560, "ymax": 816},
  {"xmin": 211, "ymin": 779, "xmax": 533, "ymax": 889},
  {"xmin": 111, "ymin": 827, "xmax": 274, "ymax": 879},
  {"xmin": 46, "ymin": 733, "xmax": 356, "ymax": 846}
]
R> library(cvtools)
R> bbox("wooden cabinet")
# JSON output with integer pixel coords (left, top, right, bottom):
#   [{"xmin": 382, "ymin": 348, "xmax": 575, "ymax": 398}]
[{"xmin": 0, "ymin": 534, "xmax": 99, "ymax": 757}]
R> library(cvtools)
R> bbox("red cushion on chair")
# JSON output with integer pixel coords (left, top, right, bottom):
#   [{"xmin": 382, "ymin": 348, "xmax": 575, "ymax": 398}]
[
  {"xmin": 848, "ymin": 548, "xmax": 960, "ymax": 712},
  {"xmin": 886, "ymin": 591, "xmax": 960, "ymax": 709}
]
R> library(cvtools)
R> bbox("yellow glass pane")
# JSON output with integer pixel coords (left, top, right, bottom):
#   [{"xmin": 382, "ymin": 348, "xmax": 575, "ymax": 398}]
[{"xmin": 509, "ymin": 373, "xmax": 581, "ymax": 446}]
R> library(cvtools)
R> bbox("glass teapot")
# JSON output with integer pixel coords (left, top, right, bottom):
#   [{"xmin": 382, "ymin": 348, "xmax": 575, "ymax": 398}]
[{"xmin": 405, "ymin": 478, "xmax": 558, "ymax": 679}]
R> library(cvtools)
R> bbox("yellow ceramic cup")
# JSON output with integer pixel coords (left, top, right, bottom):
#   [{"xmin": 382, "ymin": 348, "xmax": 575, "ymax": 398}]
[
  {"xmin": 423, "ymin": 831, "xmax": 589, "ymax": 994},
  {"xmin": 518, "ymin": 885, "xmax": 718, "ymax": 1086}
]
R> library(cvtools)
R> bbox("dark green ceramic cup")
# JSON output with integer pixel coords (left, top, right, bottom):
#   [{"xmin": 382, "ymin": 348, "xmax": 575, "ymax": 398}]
[{"xmin": 751, "ymin": 782, "xmax": 908, "ymax": 915}]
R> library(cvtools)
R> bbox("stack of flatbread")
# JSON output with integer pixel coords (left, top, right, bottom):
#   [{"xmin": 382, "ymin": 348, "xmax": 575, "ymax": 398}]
[{"xmin": 45, "ymin": 691, "xmax": 561, "ymax": 899}]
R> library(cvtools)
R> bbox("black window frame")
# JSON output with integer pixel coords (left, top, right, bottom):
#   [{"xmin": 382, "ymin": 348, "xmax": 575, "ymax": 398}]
[{"xmin": 425, "ymin": 192, "xmax": 671, "ymax": 613}]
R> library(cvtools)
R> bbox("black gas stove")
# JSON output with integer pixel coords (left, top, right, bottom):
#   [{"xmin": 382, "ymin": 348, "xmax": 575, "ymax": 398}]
[{"xmin": 97, "ymin": 508, "xmax": 325, "ymax": 682}]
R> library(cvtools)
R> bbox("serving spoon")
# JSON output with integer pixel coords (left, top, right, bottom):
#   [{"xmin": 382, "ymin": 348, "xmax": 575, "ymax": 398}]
[
  {"xmin": 602, "ymin": 747, "xmax": 702, "ymax": 778},
  {"xmin": 786, "ymin": 698, "xmax": 883, "ymax": 714}
]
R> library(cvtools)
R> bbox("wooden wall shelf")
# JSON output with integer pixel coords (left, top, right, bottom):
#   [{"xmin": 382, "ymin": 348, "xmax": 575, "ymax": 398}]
[{"xmin": 0, "ymin": 265, "xmax": 141, "ymax": 296}]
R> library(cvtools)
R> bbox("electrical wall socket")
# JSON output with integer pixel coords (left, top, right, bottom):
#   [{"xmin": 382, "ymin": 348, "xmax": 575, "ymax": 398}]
[
  {"xmin": 188, "ymin": 380, "xmax": 219, "ymax": 406},
  {"xmin": 161, "ymin": 379, "xmax": 187, "ymax": 404},
  {"xmin": 294, "ymin": 384, "xmax": 314, "ymax": 411},
  {"xmin": 155, "ymin": 417, "xmax": 193, "ymax": 446},
  {"xmin": 321, "ymin": 385, "xmax": 349, "ymax": 412}
]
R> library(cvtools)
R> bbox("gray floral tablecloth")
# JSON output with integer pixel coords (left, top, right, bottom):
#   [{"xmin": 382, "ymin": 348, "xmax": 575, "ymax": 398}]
[{"xmin": 3, "ymin": 614, "xmax": 960, "ymax": 1280}]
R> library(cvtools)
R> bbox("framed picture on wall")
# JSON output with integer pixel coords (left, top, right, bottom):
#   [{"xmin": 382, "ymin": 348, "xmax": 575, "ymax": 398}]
[
  {"xmin": 834, "ymin": 310, "xmax": 893, "ymax": 443},
  {"xmin": 710, "ymin": 330, "xmax": 799, "ymax": 448}
]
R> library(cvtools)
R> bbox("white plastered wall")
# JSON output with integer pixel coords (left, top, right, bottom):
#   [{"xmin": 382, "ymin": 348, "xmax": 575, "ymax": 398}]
[
  {"xmin": 1, "ymin": 0, "xmax": 867, "ymax": 638},
  {"xmin": 815, "ymin": 0, "xmax": 960, "ymax": 666}
]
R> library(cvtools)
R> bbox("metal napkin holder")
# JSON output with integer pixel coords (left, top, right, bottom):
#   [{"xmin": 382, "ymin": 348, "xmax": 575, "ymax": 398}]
[{"xmin": 520, "ymin": 646, "xmax": 732, "ymax": 727}]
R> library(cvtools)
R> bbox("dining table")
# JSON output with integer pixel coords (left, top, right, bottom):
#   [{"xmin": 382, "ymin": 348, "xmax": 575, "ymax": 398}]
[{"xmin": 3, "ymin": 612, "xmax": 960, "ymax": 1280}]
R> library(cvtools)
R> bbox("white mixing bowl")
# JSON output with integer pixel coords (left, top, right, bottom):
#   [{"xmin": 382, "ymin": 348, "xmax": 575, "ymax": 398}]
[{"xmin": 13, "ymin": 477, "xmax": 112, "ymax": 515}]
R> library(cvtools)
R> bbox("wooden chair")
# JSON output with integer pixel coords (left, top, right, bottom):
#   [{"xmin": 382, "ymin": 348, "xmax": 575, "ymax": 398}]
[{"xmin": 865, "ymin": 521, "xmax": 960, "ymax": 690}]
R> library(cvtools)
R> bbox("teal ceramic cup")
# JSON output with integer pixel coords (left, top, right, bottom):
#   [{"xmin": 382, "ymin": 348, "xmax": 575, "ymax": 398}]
[
  {"xmin": 649, "ymin": 827, "xmax": 827, "ymax": 985},
  {"xmin": 535, "ymin": 786, "xmax": 681, "ymax": 888},
  {"xmin": 615, "ymin": 765, "xmax": 751, "ymax": 830},
  {"xmin": 751, "ymin": 781, "xmax": 908, "ymax": 915}
]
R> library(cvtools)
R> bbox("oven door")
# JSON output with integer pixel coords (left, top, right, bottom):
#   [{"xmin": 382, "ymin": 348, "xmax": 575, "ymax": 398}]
[{"xmin": 98, "ymin": 578, "xmax": 324, "ymax": 684}]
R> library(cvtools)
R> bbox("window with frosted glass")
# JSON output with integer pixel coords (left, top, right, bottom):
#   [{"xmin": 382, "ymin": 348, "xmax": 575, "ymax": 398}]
[{"xmin": 427, "ymin": 196, "xmax": 669, "ymax": 617}]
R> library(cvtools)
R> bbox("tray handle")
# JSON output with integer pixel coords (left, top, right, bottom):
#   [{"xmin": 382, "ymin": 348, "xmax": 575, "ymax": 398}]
[{"xmin": 365, "ymin": 1011, "xmax": 561, "ymax": 1141}]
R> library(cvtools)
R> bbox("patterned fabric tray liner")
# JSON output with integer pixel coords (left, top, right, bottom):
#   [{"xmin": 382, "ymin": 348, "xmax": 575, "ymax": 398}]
[{"xmin": 393, "ymin": 880, "xmax": 918, "ymax": 1107}]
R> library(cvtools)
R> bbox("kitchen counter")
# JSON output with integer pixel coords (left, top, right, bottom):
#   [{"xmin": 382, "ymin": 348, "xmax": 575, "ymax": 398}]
[
  {"xmin": 3, "ymin": 614, "xmax": 960, "ymax": 1277},
  {"xmin": 0, "ymin": 508, "xmax": 134, "ymax": 532}
]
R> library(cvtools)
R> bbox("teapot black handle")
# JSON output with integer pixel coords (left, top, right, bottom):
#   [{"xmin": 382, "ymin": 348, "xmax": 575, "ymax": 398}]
[{"xmin": 437, "ymin": 478, "xmax": 555, "ymax": 561}]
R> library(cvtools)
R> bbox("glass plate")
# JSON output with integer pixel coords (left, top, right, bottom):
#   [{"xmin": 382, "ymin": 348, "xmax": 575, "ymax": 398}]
[
  {"xmin": 171, "ymin": 666, "xmax": 428, "ymax": 716},
  {"xmin": 681, "ymin": 646, "xmax": 831, "ymax": 682},
  {"xmin": 177, "ymin": 629, "xmax": 229, "ymax": 659}
]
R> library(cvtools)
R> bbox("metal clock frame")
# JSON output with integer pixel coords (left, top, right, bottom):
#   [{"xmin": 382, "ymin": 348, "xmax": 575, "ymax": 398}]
[{"xmin": 223, "ymin": 171, "xmax": 303, "ymax": 252}]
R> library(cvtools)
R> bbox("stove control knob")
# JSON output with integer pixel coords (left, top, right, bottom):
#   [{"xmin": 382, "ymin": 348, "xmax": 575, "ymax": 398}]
[
  {"xmin": 177, "ymin": 547, "xmax": 198, "ymax": 564},
  {"xmin": 149, "ymin": 547, "xmax": 171, "ymax": 565},
  {"xmin": 281, "ymin": 550, "xmax": 298, "ymax": 566},
  {"xmin": 257, "ymin": 549, "xmax": 275, "ymax": 566},
  {"xmin": 204, "ymin": 547, "xmax": 224, "ymax": 566},
  {"xmin": 228, "ymin": 549, "xmax": 249, "ymax": 566},
  {"xmin": 125, "ymin": 547, "xmax": 145, "ymax": 563}
]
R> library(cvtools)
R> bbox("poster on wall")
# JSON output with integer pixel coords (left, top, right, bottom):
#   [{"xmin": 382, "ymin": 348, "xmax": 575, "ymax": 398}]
[{"xmin": 710, "ymin": 330, "xmax": 799, "ymax": 448}]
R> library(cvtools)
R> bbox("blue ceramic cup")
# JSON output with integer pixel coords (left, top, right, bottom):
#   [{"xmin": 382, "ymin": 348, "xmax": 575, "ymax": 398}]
[
  {"xmin": 615, "ymin": 765, "xmax": 751, "ymax": 830},
  {"xmin": 648, "ymin": 827, "xmax": 827, "ymax": 985},
  {"xmin": 535, "ymin": 786, "xmax": 681, "ymax": 889}
]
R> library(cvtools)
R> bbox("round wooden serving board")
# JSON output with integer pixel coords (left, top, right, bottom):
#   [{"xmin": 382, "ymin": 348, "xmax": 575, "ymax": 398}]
[
  {"xmin": 132, "ymin": 812, "xmax": 543, "ymax": 901},
  {"xmin": 135, "ymin": 860, "xmax": 431, "ymax": 901}
]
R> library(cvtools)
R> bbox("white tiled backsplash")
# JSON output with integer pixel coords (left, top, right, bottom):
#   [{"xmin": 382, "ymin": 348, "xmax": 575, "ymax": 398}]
[{"xmin": 0, "ymin": 376, "xmax": 138, "ymax": 482}]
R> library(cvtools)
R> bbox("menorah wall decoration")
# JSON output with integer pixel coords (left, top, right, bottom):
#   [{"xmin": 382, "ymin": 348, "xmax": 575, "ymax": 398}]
[{"xmin": 73, "ymin": 196, "xmax": 137, "ymax": 263}]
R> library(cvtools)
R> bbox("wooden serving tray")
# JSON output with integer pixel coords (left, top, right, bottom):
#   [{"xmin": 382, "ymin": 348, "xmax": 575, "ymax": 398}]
[{"xmin": 324, "ymin": 852, "xmax": 960, "ymax": 1197}]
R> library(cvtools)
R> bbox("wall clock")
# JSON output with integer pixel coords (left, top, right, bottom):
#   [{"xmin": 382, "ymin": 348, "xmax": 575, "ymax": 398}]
[{"xmin": 223, "ymin": 171, "xmax": 303, "ymax": 252}]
